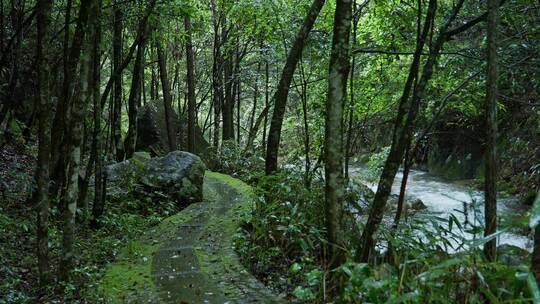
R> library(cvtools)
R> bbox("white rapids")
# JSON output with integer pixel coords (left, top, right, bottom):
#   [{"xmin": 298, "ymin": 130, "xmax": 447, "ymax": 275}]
[{"xmin": 350, "ymin": 167, "xmax": 532, "ymax": 252}]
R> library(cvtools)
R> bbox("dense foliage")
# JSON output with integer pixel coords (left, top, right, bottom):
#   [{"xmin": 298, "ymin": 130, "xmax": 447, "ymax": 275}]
[{"xmin": 0, "ymin": 0, "xmax": 538, "ymax": 302}]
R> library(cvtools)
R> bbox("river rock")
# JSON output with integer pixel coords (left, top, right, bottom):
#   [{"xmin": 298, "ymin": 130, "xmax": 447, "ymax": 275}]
[
  {"xmin": 497, "ymin": 244, "xmax": 529, "ymax": 266},
  {"xmin": 136, "ymin": 101, "xmax": 210, "ymax": 159},
  {"xmin": 106, "ymin": 151, "xmax": 206, "ymax": 205},
  {"xmin": 410, "ymin": 199, "xmax": 427, "ymax": 211}
]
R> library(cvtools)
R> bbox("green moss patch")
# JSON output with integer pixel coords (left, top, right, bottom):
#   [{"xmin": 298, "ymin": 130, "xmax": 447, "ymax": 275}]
[{"xmin": 96, "ymin": 171, "xmax": 281, "ymax": 303}]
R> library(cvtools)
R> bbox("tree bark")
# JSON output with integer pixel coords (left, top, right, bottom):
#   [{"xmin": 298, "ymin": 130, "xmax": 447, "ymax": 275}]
[
  {"xmin": 90, "ymin": 0, "xmax": 104, "ymax": 227},
  {"xmin": 156, "ymin": 41, "xmax": 177, "ymax": 151},
  {"xmin": 262, "ymin": 60, "xmax": 269, "ymax": 149},
  {"xmin": 325, "ymin": 0, "xmax": 352, "ymax": 268},
  {"xmin": 344, "ymin": 4, "xmax": 362, "ymax": 181},
  {"xmin": 185, "ymin": 15, "xmax": 196, "ymax": 153},
  {"xmin": 112, "ymin": 1, "xmax": 123, "ymax": 161},
  {"xmin": 222, "ymin": 18, "xmax": 235, "ymax": 142},
  {"xmin": 357, "ymin": 0, "xmax": 438, "ymax": 262},
  {"xmin": 265, "ymin": 0, "xmax": 325, "ymax": 175},
  {"xmin": 59, "ymin": 0, "xmax": 93, "ymax": 280},
  {"xmin": 35, "ymin": 0, "xmax": 52, "ymax": 286},
  {"xmin": 124, "ymin": 35, "xmax": 147, "ymax": 159},
  {"xmin": 210, "ymin": 0, "xmax": 222, "ymax": 148},
  {"xmin": 483, "ymin": 0, "xmax": 499, "ymax": 262}
]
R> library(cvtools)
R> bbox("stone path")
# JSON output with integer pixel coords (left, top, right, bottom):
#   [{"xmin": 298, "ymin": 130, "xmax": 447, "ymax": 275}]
[{"xmin": 100, "ymin": 172, "xmax": 283, "ymax": 303}]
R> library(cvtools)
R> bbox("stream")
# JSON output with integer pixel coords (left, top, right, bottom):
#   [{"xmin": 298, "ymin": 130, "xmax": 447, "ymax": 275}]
[{"xmin": 350, "ymin": 166, "xmax": 532, "ymax": 252}]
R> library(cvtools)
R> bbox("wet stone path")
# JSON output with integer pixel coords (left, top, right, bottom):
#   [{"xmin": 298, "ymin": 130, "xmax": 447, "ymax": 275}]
[{"xmin": 149, "ymin": 174, "xmax": 282, "ymax": 303}]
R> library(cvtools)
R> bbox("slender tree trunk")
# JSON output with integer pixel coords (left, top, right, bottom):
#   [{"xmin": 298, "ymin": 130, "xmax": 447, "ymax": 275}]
[
  {"xmin": 90, "ymin": 0, "xmax": 104, "ymax": 227},
  {"xmin": 394, "ymin": 143, "xmax": 412, "ymax": 226},
  {"xmin": 325, "ymin": 0, "xmax": 352, "ymax": 269},
  {"xmin": 49, "ymin": 0, "xmax": 72, "ymax": 197},
  {"xmin": 222, "ymin": 20, "xmax": 235, "ymax": 142},
  {"xmin": 262, "ymin": 59, "xmax": 269, "ymax": 149},
  {"xmin": 157, "ymin": 41, "xmax": 177, "ymax": 151},
  {"xmin": 151, "ymin": 46, "xmax": 157, "ymax": 101},
  {"xmin": 211, "ymin": 0, "xmax": 222, "ymax": 148},
  {"xmin": 235, "ymin": 39, "xmax": 241, "ymax": 144},
  {"xmin": 35, "ymin": 0, "xmax": 52, "ymax": 286},
  {"xmin": 124, "ymin": 35, "xmax": 146, "ymax": 159},
  {"xmin": 484, "ymin": 0, "xmax": 498, "ymax": 262},
  {"xmin": 299, "ymin": 60, "xmax": 311, "ymax": 188},
  {"xmin": 185, "ymin": 15, "xmax": 196, "ymax": 153},
  {"xmin": 112, "ymin": 1, "xmax": 123, "ymax": 161},
  {"xmin": 344, "ymin": 6, "xmax": 361, "ymax": 181},
  {"xmin": 59, "ymin": 0, "xmax": 92, "ymax": 281},
  {"xmin": 357, "ymin": 0, "xmax": 474, "ymax": 262},
  {"xmin": 265, "ymin": 0, "xmax": 325, "ymax": 175},
  {"xmin": 248, "ymin": 59, "xmax": 261, "ymax": 147}
]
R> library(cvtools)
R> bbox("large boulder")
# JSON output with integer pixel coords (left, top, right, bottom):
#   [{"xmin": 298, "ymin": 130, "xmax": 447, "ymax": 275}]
[
  {"xmin": 106, "ymin": 151, "xmax": 206, "ymax": 206},
  {"xmin": 136, "ymin": 101, "xmax": 210, "ymax": 159}
]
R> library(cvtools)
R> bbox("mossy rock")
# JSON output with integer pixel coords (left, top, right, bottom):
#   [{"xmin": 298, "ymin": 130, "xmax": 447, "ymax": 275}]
[{"xmin": 106, "ymin": 151, "xmax": 206, "ymax": 207}]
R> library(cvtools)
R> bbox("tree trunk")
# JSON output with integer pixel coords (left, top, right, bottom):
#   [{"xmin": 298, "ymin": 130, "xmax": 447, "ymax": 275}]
[
  {"xmin": 235, "ymin": 39, "xmax": 241, "ymax": 145},
  {"xmin": 211, "ymin": 0, "xmax": 222, "ymax": 148},
  {"xmin": 90, "ymin": 0, "xmax": 104, "ymax": 227},
  {"xmin": 156, "ymin": 41, "xmax": 177, "ymax": 151},
  {"xmin": 325, "ymin": 0, "xmax": 352, "ymax": 269},
  {"xmin": 356, "ymin": 0, "xmax": 479, "ymax": 262},
  {"xmin": 58, "ymin": 0, "xmax": 92, "ymax": 281},
  {"xmin": 35, "ymin": 0, "xmax": 52, "ymax": 286},
  {"xmin": 112, "ymin": 0, "xmax": 123, "ymax": 161},
  {"xmin": 265, "ymin": 0, "xmax": 325, "ymax": 175},
  {"xmin": 344, "ymin": 5, "xmax": 361, "ymax": 181},
  {"xmin": 394, "ymin": 143, "xmax": 412, "ymax": 226},
  {"xmin": 185, "ymin": 15, "xmax": 196, "ymax": 153},
  {"xmin": 484, "ymin": 0, "xmax": 499, "ymax": 262},
  {"xmin": 262, "ymin": 59, "xmax": 269, "ymax": 149},
  {"xmin": 248, "ymin": 58, "xmax": 261, "ymax": 149},
  {"xmin": 124, "ymin": 34, "xmax": 147, "ymax": 159},
  {"xmin": 222, "ymin": 19, "xmax": 235, "ymax": 142},
  {"xmin": 299, "ymin": 60, "xmax": 311, "ymax": 188}
]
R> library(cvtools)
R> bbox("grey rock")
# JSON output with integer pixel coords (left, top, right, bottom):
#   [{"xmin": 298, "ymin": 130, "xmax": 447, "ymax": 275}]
[
  {"xmin": 106, "ymin": 151, "xmax": 206, "ymax": 206},
  {"xmin": 410, "ymin": 198, "xmax": 427, "ymax": 211},
  {"xmin": 497, "ymin": 244, "xmax": 529, "ymax": 266}
]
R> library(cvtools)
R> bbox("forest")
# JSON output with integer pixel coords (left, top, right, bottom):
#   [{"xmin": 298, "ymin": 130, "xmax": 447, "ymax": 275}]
[{"xmin": 0, "ymin": 0, "xmax": 539, "ymax": 302}]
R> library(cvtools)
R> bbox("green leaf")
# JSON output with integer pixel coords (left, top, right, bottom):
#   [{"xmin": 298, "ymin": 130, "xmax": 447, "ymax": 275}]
[
  {"xmin": 529, "ymin": 190, "xmax": 540, "ymax": 229},
  {"xmin": 468, "ymin": 230, "xmax": 506, "ymax": 249}
]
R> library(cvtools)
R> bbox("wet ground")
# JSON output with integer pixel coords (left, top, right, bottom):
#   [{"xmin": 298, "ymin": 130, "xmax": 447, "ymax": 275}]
[{"xmin": 106, "ymin": 172, "xmax": 282, "ymax": 303}]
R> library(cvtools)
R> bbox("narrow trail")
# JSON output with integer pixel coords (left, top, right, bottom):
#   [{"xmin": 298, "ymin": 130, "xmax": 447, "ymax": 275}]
[{"xmin": 100, "ymin": 172, "xmax": 283, "ymax": 303}]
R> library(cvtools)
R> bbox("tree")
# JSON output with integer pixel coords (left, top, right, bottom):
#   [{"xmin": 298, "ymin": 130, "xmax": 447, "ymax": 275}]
[
  {"xmin": 265, "ymin": 0, "xmax": 325, "ymax": 175},
  {"xmin": 90, "ymin": 0, "xmax": 104, "ymax": 227},
  {"xmin": 483, "ymin": 0, "xmax": 499, "ymax": 262},
  {"xmin": 325, "ymin": 0, "xmax": 352, "ymax": 268},
  {"xmin": 356, "ymin": 0, "xmax": 438, "ymax": 262},
  {"xmin": 185, "ymin": 14, "xmax": 196, "ymax": 153},
  {"xmin": 111, "ymin": 0, "xmax": 123, "ymax": 161},
  {"xmin": 156, "ymin": 41, "xmax": 177, "ymax": 152},
  {"xmin": 124, "ymin": 32, "xmax": 148, "ymax": 159},
  {"xmin": 210, "ymin": 0, "xmax": 223, "ymax": 148},
  {"xmin": 34, "ymin": 0, "xmax": 52, "ymax": 286},
  {"xmin": 59, "ymin": 0, "xmax": 93, "ymax": 281}
]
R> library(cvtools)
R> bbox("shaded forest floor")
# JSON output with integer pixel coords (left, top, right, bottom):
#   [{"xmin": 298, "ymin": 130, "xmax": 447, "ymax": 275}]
[{"xmin": 0, "ymin": 142, "xmax": 182, "ymax": 303}]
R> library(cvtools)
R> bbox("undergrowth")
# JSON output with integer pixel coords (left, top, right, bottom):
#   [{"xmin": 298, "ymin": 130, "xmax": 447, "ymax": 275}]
[
  {"xmin": 215, "ymin": 143, "xmax": 538, "ymax": 303},
  {"xmin": 0, "ymin": 145, "xmax": 181, "ymax": 303}
]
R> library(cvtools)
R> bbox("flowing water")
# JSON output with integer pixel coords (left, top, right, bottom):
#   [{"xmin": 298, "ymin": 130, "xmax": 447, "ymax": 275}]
[{"xmin": 350, "ymin": 167, "xmax": 532, "ymax": 252}]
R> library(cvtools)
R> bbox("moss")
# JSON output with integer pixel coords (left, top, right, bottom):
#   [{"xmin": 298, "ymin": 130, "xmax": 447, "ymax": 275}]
[
  {"xmin": 205, "ymin": 171, "xmax": 254, "ymax": 196},
  {"xmin": 96, "ymin": 171, "xmax": 280, "ymax": 303},
  {"xmin": 98, "ymin": 241, "xmax": 157, "ymax": 303}
]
